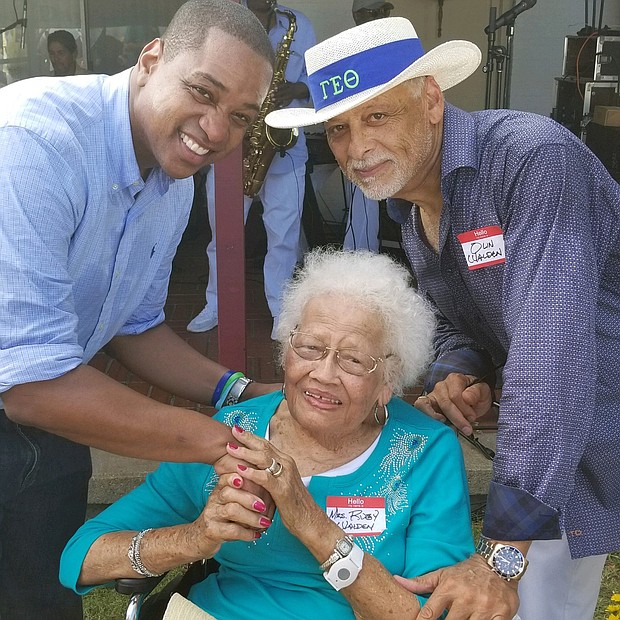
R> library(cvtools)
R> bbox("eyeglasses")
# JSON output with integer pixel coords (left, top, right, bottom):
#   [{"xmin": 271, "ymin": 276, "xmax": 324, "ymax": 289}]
[{"xmin": 289, "ymin": 331, "xmax": 386, "ymax": 376}]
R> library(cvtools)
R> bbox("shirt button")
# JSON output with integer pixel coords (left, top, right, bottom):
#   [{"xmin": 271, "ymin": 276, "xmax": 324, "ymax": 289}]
[{"xmin": 112, "ymin": 183, "xmax": 119, "ymax": 190}]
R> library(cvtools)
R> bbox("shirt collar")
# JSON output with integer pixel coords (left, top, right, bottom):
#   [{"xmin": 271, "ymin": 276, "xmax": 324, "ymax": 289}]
[
  {"xmin": 101, "ymin": 69, "xmax": 172, "ymax": 196},
  {"xmin": 387, "ymin": 104, "xmax": 478, "ymax": 223},
  {"xmin": 441, "ymin": 103, "xmax": 478, "ymax": 178}
]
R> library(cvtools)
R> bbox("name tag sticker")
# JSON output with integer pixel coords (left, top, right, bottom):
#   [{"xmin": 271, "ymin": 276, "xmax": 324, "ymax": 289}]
[
  {"xmin": 457, "ymin": 226, "xmax": 506, "ymax": 270},
  {"xmin": 326, "ymin": 496, "xmax": 386, "ymax": 536}
]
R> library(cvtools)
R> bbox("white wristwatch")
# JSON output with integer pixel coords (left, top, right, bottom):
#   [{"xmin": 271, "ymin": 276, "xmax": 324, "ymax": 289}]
[{"xmin": 321, "ymin": 537, "xmax": 364, "ymax": 591}]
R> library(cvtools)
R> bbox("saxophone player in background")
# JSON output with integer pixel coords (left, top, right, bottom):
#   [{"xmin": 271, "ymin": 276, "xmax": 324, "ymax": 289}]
[{"xmin": 188, "ymin": 0, "xmax": 316, "ymax": 340}]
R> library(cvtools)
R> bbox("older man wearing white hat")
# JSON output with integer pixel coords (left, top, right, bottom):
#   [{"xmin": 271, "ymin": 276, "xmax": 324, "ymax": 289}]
[{"xmin": 267, "ymin": 16, "xmax": 620, "ymax": 620}]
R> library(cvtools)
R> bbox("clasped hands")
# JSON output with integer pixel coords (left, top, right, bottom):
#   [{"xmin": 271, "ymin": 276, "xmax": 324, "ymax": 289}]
[{"xmin": 196, "ymin": 425, "xmax": 312, "ymax": 559}]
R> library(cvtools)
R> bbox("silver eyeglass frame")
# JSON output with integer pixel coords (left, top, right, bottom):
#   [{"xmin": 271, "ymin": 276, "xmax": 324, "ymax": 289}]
[{"xmin": 288, "ymin": 330, "xmax": 386, "ymax": 375}]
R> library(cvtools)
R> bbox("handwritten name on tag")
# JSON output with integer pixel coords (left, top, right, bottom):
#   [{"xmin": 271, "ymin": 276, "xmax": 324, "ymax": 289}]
[
  {"xmin": 457, "ymin": 226, "xmax": 506, "ymax": 270},
  {"xmin": 326, "ymin": 496, "xmax": 386, "ymax": 536}
]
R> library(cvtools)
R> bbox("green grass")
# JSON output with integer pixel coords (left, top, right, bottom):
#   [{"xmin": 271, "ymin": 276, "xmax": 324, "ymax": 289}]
[
  {"xmin": 84, "ymin": 568, "xmax": 183, "ymax": 620},
  {"xmin": 83, "ymin": 539, "xmax": 620, "ymax": 620},
  {"xmin": 597, "ymin": 551, "xmax": 620, "ymax": 619}
]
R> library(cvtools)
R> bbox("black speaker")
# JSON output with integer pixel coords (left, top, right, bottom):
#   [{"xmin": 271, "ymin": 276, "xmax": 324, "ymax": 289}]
[{"xmin": 585, "ymin": 122, "xmax": 620, "ymax": 182}]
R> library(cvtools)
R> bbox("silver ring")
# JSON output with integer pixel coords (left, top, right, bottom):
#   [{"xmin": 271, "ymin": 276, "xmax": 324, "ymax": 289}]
[{"xmin": 265, "ymin": 457, "xmax": 283, "ymax": 478}]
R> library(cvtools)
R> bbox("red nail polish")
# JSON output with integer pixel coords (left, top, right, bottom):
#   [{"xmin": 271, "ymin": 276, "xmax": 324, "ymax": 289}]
[
  {"xmin": 253, "ymin": 531, "xmax": 262, "ymax": 539},
  {"xmin": 237, "ymin": 464, "xmax": 248, "ymax": 471},
  {"xmin": 253, "ymin": 500, "xmax": 266, "ymax": 512},
  {"xmin": 234, "ymin": 425, "xmax": 245, "ymax": 433},
  {"xmin": 259, "ymin": 517, "xmax": 272, "ymax": 528},
  {"xmin": 232, "ymin": 477, "xmax": 243, "ymax": 488},
  {"xmin": 228, "ymin": 442, "xmax": 239, "ymax": 450}
]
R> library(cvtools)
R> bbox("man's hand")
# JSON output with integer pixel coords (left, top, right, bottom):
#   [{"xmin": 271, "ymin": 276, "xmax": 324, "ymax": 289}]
[
  {"xmin": 395, "ymin": 555, "xmax": 520, "ymax": 619},
  {"xmin": 272, "ymin": 81, "xmax": 308, "ymax": 108},
  {"xmin": 415, "ymin": 373, "xmax": 493, "ymax": 435}
]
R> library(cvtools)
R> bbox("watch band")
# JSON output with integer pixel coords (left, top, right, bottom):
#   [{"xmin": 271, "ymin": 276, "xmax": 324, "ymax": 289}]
[
  {"xmin": 222, "ymin": 376, "xmax": 254, "ymax": 407},
  {"xmin": 323, "ymin": 542, "xmax": 364, "ymax": 591},
  {"xmin": 319, "ymin": 550, "xmax": 340, "ymax": 573},
  {"xmin": 475, "ymin": 535, "xmax": 496, "ymax": 561},
  {"xmin": 319, "ymin": 535, "xmax": 354, "ymax": 572}
]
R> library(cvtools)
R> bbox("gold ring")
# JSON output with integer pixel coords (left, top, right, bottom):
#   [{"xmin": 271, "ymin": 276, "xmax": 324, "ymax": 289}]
[{"xmin": 265, "ymin": 458, "xmax": 283, "ymax": 478}]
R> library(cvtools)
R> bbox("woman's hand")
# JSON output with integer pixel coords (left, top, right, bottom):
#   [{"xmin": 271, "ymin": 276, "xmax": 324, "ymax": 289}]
[
  {"xmin": 213, "ymin": 452, "xmax": 275, "ymax": 519},
  {"xmin": 414, "ymin": 373, "xmax": 493, "ymax": 435},
  {"xmin": 188, "ymin": 471, "xmax": 273, "ymax": 559}
]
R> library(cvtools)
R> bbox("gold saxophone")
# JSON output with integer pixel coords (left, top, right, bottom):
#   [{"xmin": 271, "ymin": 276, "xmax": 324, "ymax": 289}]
[{"xmin": 243, "ymin": 7, "xmax": 298, "ymax": 198}]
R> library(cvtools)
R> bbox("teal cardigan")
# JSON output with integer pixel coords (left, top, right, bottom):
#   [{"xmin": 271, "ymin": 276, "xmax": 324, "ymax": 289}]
[{"xmin": 61, "ymin": 392, "xmax": 473, "ymax": 619}]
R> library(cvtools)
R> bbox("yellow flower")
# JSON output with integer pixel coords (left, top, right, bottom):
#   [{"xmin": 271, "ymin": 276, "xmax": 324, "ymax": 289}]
[{"xmin": 608, "ymin": 594, "xmax": 620, "ymax": 620}]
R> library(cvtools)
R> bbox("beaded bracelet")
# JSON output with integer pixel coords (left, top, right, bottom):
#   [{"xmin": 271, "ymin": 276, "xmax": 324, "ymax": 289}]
[
  {"xmin": 127, "ymin": 528, "xmax": 162, "ymax": 578},
  {"xmin": 211, "ymin": 369, "xmax": 235, "ymax": 407},
  {"xmin": 215, "ymin": 371, "xmax": 245, "ymax": 410}
]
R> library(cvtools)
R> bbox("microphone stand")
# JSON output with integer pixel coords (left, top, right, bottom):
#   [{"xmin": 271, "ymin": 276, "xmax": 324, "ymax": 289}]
[
  {"xmin": 503, "ymin": 22, "xmax": 515, "ymax": 108},
  {"xmin": 0, "ymin": 19, "xmax": 24, "ymax": 37},
  {"xmin": 483, "ymin": 7, "xmax": 497, "ymax": 109},
  {"xmin": 483, "ymin": 7, "xmax": 517, "ymax": 109}
]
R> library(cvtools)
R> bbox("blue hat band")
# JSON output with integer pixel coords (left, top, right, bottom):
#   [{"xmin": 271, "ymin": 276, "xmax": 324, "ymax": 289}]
[{"xmin": 309, "ymin": 38, "xmax": 424, "ymax": 112}]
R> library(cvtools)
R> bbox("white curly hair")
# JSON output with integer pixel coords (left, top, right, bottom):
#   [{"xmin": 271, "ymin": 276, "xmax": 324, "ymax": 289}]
[{"xmin": 274, "ymin": 248, "xmax": 436, "ymax": 394}]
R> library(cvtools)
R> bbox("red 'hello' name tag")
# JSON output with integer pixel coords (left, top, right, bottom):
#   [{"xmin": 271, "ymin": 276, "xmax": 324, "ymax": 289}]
[
  {"xmin": 325, "ymin": 496, "xmax": 386, "ymax": 536},
  {"xmin": 457, "ymin": 226, "xmax": 506, "ymax": 270}
]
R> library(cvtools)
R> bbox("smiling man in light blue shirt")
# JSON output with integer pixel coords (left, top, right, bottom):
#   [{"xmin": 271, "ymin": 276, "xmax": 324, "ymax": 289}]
[{"xmin": 0, "ymin": 1, "xmax": 276, "ymax": 617}]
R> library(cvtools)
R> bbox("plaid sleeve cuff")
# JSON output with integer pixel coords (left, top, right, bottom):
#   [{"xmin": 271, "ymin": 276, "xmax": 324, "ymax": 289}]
[
  {"xmin": 423, "ymin": 349, "xmax": 496, "ymax": 393},
  {"xmin": 482, "ymin": 481, "xmax": 561, "ymax": 541}
]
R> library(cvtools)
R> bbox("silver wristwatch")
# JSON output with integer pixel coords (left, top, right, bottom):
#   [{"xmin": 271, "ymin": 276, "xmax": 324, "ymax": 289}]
[
  {"xmin": 320, "ymin": 535, "xmax": 364, "ymax": 591},
  {"xmin": 222, "ymin": 376, "xmax": 254, "ymax": 407},
  {"xmin": 475, "ymin": 536, "xmax": 528, "ymax": 581},
  {"xmin": 319, "ymin": 535, "xmax": 355, "ymax": 572}
]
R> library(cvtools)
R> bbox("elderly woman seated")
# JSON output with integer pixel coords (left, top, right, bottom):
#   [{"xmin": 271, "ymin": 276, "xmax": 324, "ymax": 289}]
[{"xmin": 60, "ymin": 248, "xmax": 473, "ymax": 619}]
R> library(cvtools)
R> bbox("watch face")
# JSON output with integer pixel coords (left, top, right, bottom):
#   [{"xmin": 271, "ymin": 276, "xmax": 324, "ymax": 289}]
[
  {"xmin": 335, "ymin": 537, "xmax": 354, "ymax": 556},
  {"xmin": 492, "ymin": 545, "xmax": 526, "ymax": 579}
]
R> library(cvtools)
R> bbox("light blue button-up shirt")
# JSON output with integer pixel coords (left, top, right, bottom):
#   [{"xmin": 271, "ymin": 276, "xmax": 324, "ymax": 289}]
[{"xmin": 0, "ymin": 70, "xmax": 193, "ymax": 401}]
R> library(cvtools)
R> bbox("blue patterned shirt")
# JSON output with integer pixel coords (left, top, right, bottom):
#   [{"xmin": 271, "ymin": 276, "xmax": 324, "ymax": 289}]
[
  {"xmin": 388, "ymin": 104, "xmax": 620, "ymax": 558},
  {"xmin": 0, "ymin": 71, "xmax": 193, "ymax": 401}
]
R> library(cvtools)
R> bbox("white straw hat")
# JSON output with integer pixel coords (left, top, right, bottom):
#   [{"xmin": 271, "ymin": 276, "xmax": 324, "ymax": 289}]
[{"xmin": 266, "ymin": 17, "xmax": 481, "ymax": 129}]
